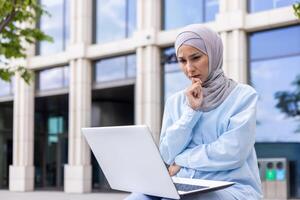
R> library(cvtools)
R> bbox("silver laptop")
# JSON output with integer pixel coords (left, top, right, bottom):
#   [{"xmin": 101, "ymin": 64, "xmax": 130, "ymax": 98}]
[{"xmin": 82, "ymin": 125, "xmax": 234, "ymax": 199}]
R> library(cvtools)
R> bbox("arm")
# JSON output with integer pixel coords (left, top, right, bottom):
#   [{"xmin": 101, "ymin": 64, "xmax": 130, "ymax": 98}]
[
  {"xmin": 159, "ymin": 98, "xmax": 202, "ymax": 165},
  {"xmin": 174, "ymin": 91, "xmax": 258, "ymax": 171}
]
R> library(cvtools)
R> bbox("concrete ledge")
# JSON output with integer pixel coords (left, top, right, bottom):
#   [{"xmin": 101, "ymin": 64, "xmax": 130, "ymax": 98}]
[
  {"xmin": 64, "ymin": 164, "xmax": 92, "ymax": 193},
  {"xmin": 9, "ymin": 165, "xmax": 34, "ymax": 191}
]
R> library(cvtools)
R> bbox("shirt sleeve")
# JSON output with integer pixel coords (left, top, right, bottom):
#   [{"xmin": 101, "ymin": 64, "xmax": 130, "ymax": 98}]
[
  {"xmin": 159, "ymin": 98, "xmax": 202, "ymax": 165},
  {"xmin": 174, "ymin": 91, "xmax": 258, "ymax": 171}
]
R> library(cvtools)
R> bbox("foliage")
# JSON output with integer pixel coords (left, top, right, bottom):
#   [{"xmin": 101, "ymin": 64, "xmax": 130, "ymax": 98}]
[{"xmin": 0, "ymin": 0, "xmax": 52, "ymax": 84}]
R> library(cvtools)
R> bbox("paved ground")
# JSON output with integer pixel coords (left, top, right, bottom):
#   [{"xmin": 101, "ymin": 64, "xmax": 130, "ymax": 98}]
[{"xmin": 0, "ymin": 190, "xmax": 129, "ymax": 200}]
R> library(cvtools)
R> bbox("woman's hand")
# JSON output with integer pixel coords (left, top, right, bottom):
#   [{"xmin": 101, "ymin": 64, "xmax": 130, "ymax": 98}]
[
  {"xmin": 168, "ymin": 163, "xmax": 181, "ymax": 176},
  {"xmin": 186, "ymin": 78, "xmax": 203, "ymax": 110}
]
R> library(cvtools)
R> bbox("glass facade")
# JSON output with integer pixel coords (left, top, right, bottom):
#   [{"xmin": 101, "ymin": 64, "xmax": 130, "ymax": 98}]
[
  {"xmin": 162, "ymin": 0, "xmax": 219, "ymax": 30},
  {"xmin": 0, "ymin": 102, "xmax": 13, "ymax": 189},
  {"xmin": 94, "ymin": 54, "xmax": 136, "ymax": 83},
  {"xmin": 0, "ymin": 79, "xmax": 13, "ymax": 97},
  {"xmin": 93, "ymin": 0, "xmax": 136, "ymax": 44},
  {"xmin": 37, "ymin": 0, "xmax": 70, "ymax": 55},
  {"xmin": 162, "ymin": 47, "xmax": 190, "ymax": 101},
  {"xmin": 249, "ymin": 25, "xmax": 300, "ymax": 143},
  {"xmin": 34, "ymin": 95, "xmax": 68, "ymax": 189},
  {"xmin": 249, "ymin": 25, "xmax": 300, "ymax": 198},
  {"xmin": 36, "ymin": 66, "xmax": 69, "ymax": 91},
  {"xmin": 248, "ymin": 0, "xmax": 296, "ymax": 13}
]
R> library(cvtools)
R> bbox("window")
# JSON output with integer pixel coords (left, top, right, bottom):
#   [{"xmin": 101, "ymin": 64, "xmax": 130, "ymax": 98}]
[
  {"xmin": 162, "ymin": 47, "xmax": 189, "ymax": 101},
  {"xmin": 0, "ymin": 79, "xmax": 13, "ymax": 97},
  {"xmin": 248, "ymin": 0, "xmax": 296, "ymax": 13},
  {"xmin": 36, "ymin": 66, "xmax": 69, "ymax": 91},
  {"xmin": 93, "ymin": 0, "xmax": 136, "ymax": 43},
  {"xmin": 0, "ymin": 102, "xmax": 13, "ymax": 189},
  {"xmin": 94, "ymin": 54, "xmax": 136, "ymax": 83},
  {"xmin": 249, "ymin": 25, "xmax": 300, "ymax": 143},
  {"xmin": 162, "ymin": 0, "xmax": 219, "ymax": 30},
  {"xmin": 37, "ymin": 0, "xmax": 70, "ymax": 55}
]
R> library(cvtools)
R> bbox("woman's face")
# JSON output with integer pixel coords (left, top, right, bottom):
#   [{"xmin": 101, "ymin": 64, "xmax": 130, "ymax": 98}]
[{"xmin": 177, "ymin": 45, "xmax": 209, "ymax": 83}]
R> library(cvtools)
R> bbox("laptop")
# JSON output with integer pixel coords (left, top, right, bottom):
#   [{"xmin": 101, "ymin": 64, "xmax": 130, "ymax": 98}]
[{"xmin": 82, "ymin": 125, "xmax": 234, "ymax": 199}]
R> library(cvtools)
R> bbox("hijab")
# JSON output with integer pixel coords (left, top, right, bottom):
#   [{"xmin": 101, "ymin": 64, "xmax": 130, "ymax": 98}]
[{"xmin": 175, "ymin": 24, "xmax": 237, "ymax": 112}]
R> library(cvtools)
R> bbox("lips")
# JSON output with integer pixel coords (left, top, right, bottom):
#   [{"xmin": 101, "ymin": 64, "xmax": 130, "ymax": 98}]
[{"xmin": 190, "ymin": 75, "xmax": 201, "ymax": 79}]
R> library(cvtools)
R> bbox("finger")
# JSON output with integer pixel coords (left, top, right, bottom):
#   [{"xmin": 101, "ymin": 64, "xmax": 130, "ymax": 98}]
[{"xmin": 192, "ymin": 77, "xmax": 202, "ymax": 84}]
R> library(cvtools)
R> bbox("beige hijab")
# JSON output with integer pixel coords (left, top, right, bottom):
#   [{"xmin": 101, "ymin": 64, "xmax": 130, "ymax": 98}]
[{"xmin": 175, "ymin": 24, "xmax": 237, "ymax": 112}]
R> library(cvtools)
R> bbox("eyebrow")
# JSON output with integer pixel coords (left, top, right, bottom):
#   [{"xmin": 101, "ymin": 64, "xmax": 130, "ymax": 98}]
[{"xmin": 177, "ymin": 52, "xmax": 202, "ymax": 60}]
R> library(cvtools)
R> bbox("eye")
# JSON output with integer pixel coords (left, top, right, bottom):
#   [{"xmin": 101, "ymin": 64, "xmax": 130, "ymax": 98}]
[
  {"xmin": 178, "ymin": 59, "xmax": 186, "ymax": 64},
  {"xmin": 192, "ymin": 56, "xmax": 201, "ymax": 60}
]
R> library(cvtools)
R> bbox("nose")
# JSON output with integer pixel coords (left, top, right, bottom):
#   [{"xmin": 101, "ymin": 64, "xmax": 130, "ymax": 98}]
[{"xmin": 186, "ymin": 61, "xmax": 195, "ymax": 73}]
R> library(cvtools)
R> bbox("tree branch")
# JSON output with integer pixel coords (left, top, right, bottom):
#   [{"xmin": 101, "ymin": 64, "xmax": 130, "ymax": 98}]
[{"xmin": 0, "ymin": 0, "xmax": 17, "ymax": 33}]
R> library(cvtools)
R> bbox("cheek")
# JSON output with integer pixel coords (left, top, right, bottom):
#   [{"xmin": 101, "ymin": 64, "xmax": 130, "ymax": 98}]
[
  {"xmin": 179, "ymin": 65, "xmax": 188, "ymax": 75},
  {"xmin": 198, "ymin": 59, "xmax": 209, "ymax": 74}
]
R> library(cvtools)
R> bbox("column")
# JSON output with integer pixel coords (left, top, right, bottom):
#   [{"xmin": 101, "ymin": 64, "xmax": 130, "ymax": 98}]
[
  {"xmin": 135, "ymin": 0, "xmax": 162, "ymax": 144},
  {"xmin": 64, "ymin": 59, "xmax": 92, "ymax": 193},
  {"xmin": 218, "ymin": 0, "xmax": 248, "ymax": 83},
  {"xmin": 9, "ymin": 74, "xmax": 35, "ymax": 191},
  {"xmin": 64, "ymin": 0, "xmax": 92, "ymax": 193}
]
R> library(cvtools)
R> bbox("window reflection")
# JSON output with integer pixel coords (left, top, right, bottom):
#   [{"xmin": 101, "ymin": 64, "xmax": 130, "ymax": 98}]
[
  {"xmin": 126, "ymin": 54, "xmax": 137, "ymax": 78},
  {"xmin": 0, "ymin": 80, "xmax": 11, "ymax": 97},
  {"xmin": 0, "ymin": 102, "xmax": 13, "ymax": 189},
  {"xmin": 93, "ymin": 0, "xmax": 136, "ymax": 44},
  {"xmin": 37, "ymin": 0, "xmax": 69, "ymax": 55},
  {"xmin": 248, "ymin": 0, "xmax": 296, "ymax": 13},
  {"xmin": 37, "ymin": 66, "xmax": 69, "ymax": 91},
  {"xmin": 249, "ymin": 25, "xmax": 300, "ymax": 143},
  {"xmin": 163, "ymin": 0, "xmax": 219, "ymax": 30},
  {"xmin": 249, "ymin": 26, "xmax": 300, "ymax": 61},
  {"xmin": 34, "ymin": 95, "xmax": 68, "ymax": 188},
  {"xmin": 251, "ymin": 56, "xmax": 300, "ymax": 142},
  {"xmin": 162, "ymin": 48, "xmax": 190, "ymax": 101},
  {"xmin": 94, "ymin": 54, "xmax": 136, "ymax": 83}
]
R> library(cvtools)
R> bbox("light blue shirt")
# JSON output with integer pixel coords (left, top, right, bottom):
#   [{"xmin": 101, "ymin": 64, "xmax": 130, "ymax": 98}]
[{"xmin": 159, "ymin": 83, "xmax": 263, "ymax": 200}]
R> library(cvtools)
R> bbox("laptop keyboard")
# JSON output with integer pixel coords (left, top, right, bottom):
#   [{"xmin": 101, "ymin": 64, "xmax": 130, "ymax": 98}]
[{"xmin": 174, "ymin": 183, "xmax": 208, "ymax": 192}]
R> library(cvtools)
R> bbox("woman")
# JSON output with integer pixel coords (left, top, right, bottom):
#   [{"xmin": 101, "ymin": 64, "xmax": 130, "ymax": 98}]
[{"xmin": 125, "ymin": 24, "xmax": 262, "ymax": 200}]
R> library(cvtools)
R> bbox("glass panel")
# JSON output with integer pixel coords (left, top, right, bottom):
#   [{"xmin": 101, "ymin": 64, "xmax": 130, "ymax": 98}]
[
  {"xmin": 248, "ymin": 0, "xmax": 296, "ymax": 13},
  {"xmin": 251, "ymin": 56, "xmax": 300, "ymax": 142},
  {"xmin": 205, "ymin": 0, "xmax": 219, "ymax": 22},
  {"xmin": 126, "ymin": 54, "xmax": 136, "ymax": 78},
  {"xmin": 164, "ymin": 71, "xmax": 190, "ymax": 101},
  {"xmin": 38, "ymin": 66, "xmax": 69, "ymax": 91},
  {"xmin": 63, "ymin": 66, "xmax": 69, "ymax": 87},
  {"xmin": 95, "ymin": 57, "xmax": 126, "ymax": 82},
  {"xmin": 163, "ymin": 0, "xmax": 203, "ymax": 30},
  {"xmin": 64, "ymin": 0, "xmax": 70, "ymax": 48},
  {"xmin": 127, "ymin": 0, "xmax": 137, "ymax": 37},
  {"xmin": 163, "ymin": 48, "xmax": 179, "ymax": 72},
  {"xmin": 94, "ymin": 54, "xmax": 136, "ymax": 82},
  {"xmin": 249, "ymin": 26, "xmax": 300, "ymax": 61},
  {"xmin": 0, "ymin": 102, "xmax": 13, "ymax": 189},
  {"xmin": 95, "ymin": 0, "xmax": 126, "ymax": 43},
  {"xmin": 34, "ymin": 95, "xmax": 68, "ymax": 188},
  {"xmin": 249, "ymin": 25, "xmax": 300, "ymax": 198},
  {"xmin": 94, "ymin": 0, "xmax": 136, "ymax": 43},
  {"xmin": 163, "ymin": 48, "xmax": 190, "ymax": 101},
  {"xmin": 163, "ymin": 0, "xmax": 219, "ymax": 30},
  {"xmin": 0, "ymin": 79, "xmax": 11, "ymax": 97},
  {"xmin": 38, "ymin": 0, "xmax": 64, "ymax": 55}
]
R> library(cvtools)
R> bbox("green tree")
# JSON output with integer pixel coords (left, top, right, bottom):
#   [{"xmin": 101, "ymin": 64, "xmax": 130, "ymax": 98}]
[
  {"xmin": 0, "ymin": 0, "xmax": 52, "ymax": 84},
  {"xmin": 294, "ymin": 2, "xmax": 300, "ymax": 19}
]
